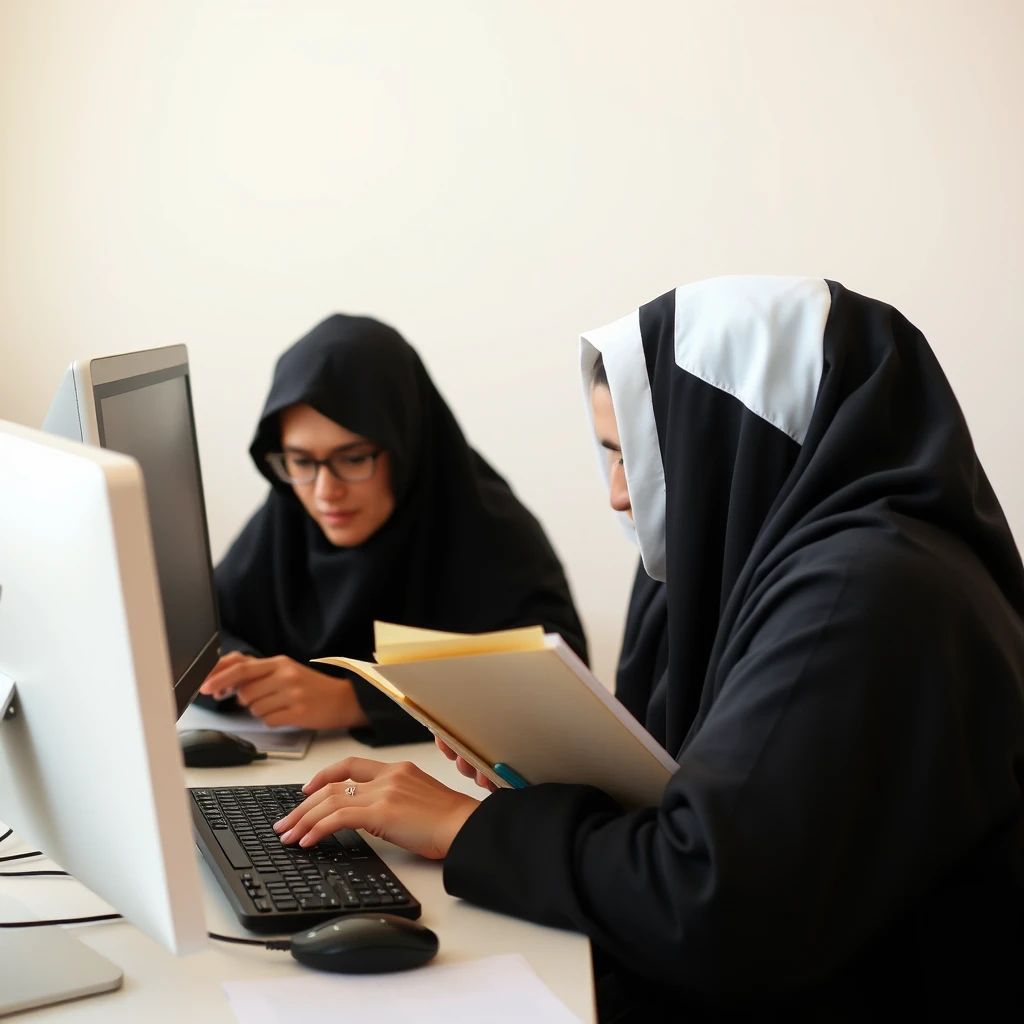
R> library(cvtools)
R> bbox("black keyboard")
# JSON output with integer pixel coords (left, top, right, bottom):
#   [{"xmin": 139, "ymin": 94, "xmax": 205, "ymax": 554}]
[{"xmin": 189, "ymin": 784, "xmax": 420, "ymax": 933}]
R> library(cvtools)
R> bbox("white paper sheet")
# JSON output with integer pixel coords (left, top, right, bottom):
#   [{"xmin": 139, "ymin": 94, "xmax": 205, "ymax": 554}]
[
  {"xmin": 222, "ymin": 954, "xmax": 582, "ymax": 1024},
  {"xmin": 178, "ymin": 703, "xmax": 313, "ymax": 758}
]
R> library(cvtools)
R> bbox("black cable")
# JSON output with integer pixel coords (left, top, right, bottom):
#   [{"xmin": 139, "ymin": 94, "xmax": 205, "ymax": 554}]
[
  {"xmin": 0, "ymin": 845, "xmax": 290, "ymax": 949},
  {"xmin": 0, "ymin": 915, "xmax": 291, "ymax": 951},
  {"xmin": 0, "ymin": 914, "xmax": 122, "ymax": 928},
  {"xmin": 0, "ymin": 870, "xmax": 69, "ymax": 877},
  {"xmin": 209, "ymin": 931, "xmax": 292, "ymax": 951},
  {"xmin": 0, "ymin": 830, "xmax": 44, "ymax": 862}
]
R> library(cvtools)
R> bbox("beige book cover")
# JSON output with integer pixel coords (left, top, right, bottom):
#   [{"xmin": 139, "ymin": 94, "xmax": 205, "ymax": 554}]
[{"xmin": 316, "ymin": 623, "xmax": 677, "ymax": 809}]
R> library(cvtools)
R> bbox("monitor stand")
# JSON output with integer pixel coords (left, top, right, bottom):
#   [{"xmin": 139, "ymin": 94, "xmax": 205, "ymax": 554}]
[
  {"xmin": 0, "ymin": 896, "xmax": 123, "ymax": 1015},
  {"xmin": 0, "ymin": 682, "xmax": 122, "ymax": 1014}
]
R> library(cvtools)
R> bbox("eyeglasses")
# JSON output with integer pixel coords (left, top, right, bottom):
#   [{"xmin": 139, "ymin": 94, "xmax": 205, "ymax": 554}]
[{"xmin": 265, "ymin": 449, "xmax": 384, "ymax": 485}]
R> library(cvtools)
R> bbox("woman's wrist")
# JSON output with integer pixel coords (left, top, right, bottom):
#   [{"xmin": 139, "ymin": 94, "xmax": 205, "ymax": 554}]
[
  {"xmin": 338, "ymin": 676, "xmax": 372, "ymax": 730},
  {"xmin": 441, "ymin": 795, "xmax": 481, "ymax": 855}
]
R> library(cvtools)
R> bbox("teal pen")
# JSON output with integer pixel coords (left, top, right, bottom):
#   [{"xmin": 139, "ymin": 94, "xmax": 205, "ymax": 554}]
[{"xmin": 492, "ymin": 763, "xmax": 530, "ymax": 789}]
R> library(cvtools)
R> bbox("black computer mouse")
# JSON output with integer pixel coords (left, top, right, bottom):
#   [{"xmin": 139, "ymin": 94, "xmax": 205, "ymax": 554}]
[
  {"xmin": 179, "ymin": 729, "xmax": 267, "ymax": 768},
  {"xmin": 290, "ymin": 913, "xmax": 439, "ymax": 974}
]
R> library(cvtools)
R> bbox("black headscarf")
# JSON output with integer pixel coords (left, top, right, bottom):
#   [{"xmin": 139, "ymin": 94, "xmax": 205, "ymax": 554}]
[
  {"xmin": 614, "ymin": 561, "xmax": 668, "ymax": 727},
  {"xmin": 215, "ymin": 314, "xmax": 587, "ymax": 744},
  {"xmin": 444, "ymin": 277, "xmax": 1024, "ymax": 1014}
]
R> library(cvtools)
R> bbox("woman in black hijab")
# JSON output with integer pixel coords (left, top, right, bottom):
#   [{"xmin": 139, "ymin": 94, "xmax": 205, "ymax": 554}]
[
  {"xmin": 197, "ymin": 314, "xmax": 587, "ymax": 746},
  {"xmin": 275, "ymin": 278, "xmax": 1024, "ymax": 1018}
]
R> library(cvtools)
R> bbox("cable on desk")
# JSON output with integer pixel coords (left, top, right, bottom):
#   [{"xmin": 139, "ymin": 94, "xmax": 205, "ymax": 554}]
[
  {"xmin": 0, "ymin": 915, "xmax": 291, "ymax": 951},
  {"xmin": 209, "ymin": 931, "xmax": 292, "ymax": 951},
  {"xmin": 0, "ymin": 914, "xmax": 123, "ymax": 928},
  {"xmin": 0, "ymin": 828, "xmax": 11, "ymax": 844},
  {"xmin": 0, "ymin": 870, "xmax": 69, "ymax": 877},
  {"xmin": 0, "ymin": 851, "xmax": 43, "ymax": 863}
]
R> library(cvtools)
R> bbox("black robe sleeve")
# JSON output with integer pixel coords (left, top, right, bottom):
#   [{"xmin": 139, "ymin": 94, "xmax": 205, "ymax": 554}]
[{"xmin": 443, "ymin": 540, "xmax": 1024, "ymax": 1000}]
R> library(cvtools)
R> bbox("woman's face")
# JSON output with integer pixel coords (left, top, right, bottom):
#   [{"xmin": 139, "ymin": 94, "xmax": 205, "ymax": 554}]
[
  {"xmin": 590, "ymin": 383, "xmax": 632, "ymax": 520},
  {"xmin": 278, "ymin": 403, "xmax": 396, "ymax": 547}
]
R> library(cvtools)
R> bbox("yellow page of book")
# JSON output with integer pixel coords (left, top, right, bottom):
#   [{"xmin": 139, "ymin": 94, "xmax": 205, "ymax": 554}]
[
  {"xmin": 372, "ymin": 621, "xmax": 546, "ymax": 665},
  {"xmin": 312, "ymin": 653, "xmax": 507, "ymax": 790}
]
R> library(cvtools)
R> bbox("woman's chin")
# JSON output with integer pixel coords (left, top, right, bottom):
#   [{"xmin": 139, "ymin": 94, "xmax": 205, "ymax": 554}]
[{"xmin": 320, "ymin": 519, "xmax": 371, "ymax": 547}]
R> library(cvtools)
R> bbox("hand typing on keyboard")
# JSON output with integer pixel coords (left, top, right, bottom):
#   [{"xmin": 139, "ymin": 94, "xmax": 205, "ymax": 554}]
[{"xmin": 274, "ymin": 758, "xmax": 481, "ymax": 860}]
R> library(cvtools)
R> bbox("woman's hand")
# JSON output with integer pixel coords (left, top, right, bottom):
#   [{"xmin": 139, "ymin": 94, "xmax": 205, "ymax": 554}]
[
  {"xmin": 198, "ymin": 653, "xmax": 370, "ymax": 730},
  {"xmin": 434, "ymin": 735, "xmax": 498, "ymax": 792},
  {"xmin": 273, "ymin": 758, "xmax": 480, "ymax": 860}
]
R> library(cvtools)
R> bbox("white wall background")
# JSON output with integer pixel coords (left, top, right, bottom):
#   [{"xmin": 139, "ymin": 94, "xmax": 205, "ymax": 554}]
[{"xmin": 1, "ymin": 0, "xmax": 1022, "ymax": 686}]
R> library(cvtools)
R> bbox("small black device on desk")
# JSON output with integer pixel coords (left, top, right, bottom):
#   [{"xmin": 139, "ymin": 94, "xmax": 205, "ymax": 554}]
[
  {"xmin": 180, "ymin": 729, "xmax": 266, "ymax": 768},
  {"xmin": 290, "ymin": 913, "xmax": 439, "ymax": 973},
  {"xmin": 190, "ymin": 784, "xmax": 420, "ymax": 932}
]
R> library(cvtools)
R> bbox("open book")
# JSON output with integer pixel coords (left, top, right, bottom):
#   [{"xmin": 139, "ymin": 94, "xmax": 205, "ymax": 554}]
[{"xmin": 316, "ymin": 623, "xmax": 678, "ymax": 809}]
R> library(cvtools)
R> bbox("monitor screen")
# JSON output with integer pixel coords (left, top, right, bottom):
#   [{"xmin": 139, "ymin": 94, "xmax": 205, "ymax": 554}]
[{"xmin": 93, "ymin": 367, "xmax": 219, "ymax": 705}]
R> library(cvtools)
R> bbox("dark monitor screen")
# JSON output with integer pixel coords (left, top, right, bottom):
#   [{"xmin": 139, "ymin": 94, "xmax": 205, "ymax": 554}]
[{"xmin": 93, "ymin": 366, "xmax": 219, "ymax": 715}]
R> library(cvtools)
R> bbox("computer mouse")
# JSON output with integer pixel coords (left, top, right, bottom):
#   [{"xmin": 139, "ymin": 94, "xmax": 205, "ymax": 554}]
[
  {"xmin": 179, "ymin": 729, "xmax": 267, "ymax": 768},
  {"xmin": 290, "ymin": 913, "xmax": 439, "ymax": 974}
]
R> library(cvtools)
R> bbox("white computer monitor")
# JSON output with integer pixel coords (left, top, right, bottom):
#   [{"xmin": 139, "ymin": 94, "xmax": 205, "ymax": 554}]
[
  {"xmin": 42, "ymin": 345, "xmax": 220, "ymax": 716},
  {"xmin": 0, "ymin": 420, "xmax": 207, "ymax": 975}
]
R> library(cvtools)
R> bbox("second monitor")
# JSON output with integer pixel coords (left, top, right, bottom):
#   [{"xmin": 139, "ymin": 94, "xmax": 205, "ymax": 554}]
[{"xmin": 43, "ymin": 345, "xmax": 219, "ymax": 716}]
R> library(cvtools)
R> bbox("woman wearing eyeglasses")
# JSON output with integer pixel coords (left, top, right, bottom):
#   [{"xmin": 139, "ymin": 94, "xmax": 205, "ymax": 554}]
[{"xmin": 196, "ymin": 314, "xmax": 587, "ymax": 745}]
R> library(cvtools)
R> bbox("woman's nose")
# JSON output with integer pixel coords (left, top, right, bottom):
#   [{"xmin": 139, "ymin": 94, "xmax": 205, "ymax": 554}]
[
  {"xmin": 314, "ymin": 465, "xmax": 346, "ymax": 500},
  {"xmin": 610, "ymin": 470, "xmax": 631, "ymax": 514}
]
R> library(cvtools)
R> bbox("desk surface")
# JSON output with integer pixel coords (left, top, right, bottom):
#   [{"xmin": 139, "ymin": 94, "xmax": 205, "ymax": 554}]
[{"xmin": 1, "ymin": 733, "xmax": 595, "ymax": 1022}]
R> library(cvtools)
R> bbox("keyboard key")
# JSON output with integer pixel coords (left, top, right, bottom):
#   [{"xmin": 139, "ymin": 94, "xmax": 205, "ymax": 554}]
[
  {"xmin": 253, "ymin": 899, "xmax": 271, "ymax": 913},
  {"xmin": 298, "ymin": 896, "xmax": 324, "ymax": 910},
  {"xmin": 212, "ymin": 828, "xmax": 252, "ymax": 870}
]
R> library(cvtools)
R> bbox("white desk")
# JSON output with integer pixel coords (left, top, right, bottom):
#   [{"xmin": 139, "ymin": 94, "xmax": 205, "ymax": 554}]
[{"xmin": 1, "ymin": 734, "xmax": 596, "ymax": 1022}]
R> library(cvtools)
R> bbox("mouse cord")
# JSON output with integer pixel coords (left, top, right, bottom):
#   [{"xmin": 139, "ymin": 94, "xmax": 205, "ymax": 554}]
[
  {"xmin": 0, "ymin": 828, "xmax": 11, "ymax": 843},
  {"xmin": 0, "ymin": 914, "xmax": 291, "ymax": 951},
  {"xmin": 208, "ymin": 931, "xmax": 292, "ymax": 951}
]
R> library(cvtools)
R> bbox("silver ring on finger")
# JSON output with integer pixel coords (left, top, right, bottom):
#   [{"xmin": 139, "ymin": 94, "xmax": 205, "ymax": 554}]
[{"xmin": 344, "ymin": 785, "xmax": 357, "ymax": 797}]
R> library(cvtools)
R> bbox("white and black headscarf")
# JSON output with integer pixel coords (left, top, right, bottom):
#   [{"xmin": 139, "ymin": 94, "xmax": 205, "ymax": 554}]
[
  {"xmin": 581, "ymin": 275, "xmax": 1024, "ymax": 753},
  {"xmin": 443, "ymin": 277, "xmax": 1024, "ymax": 1013}
]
